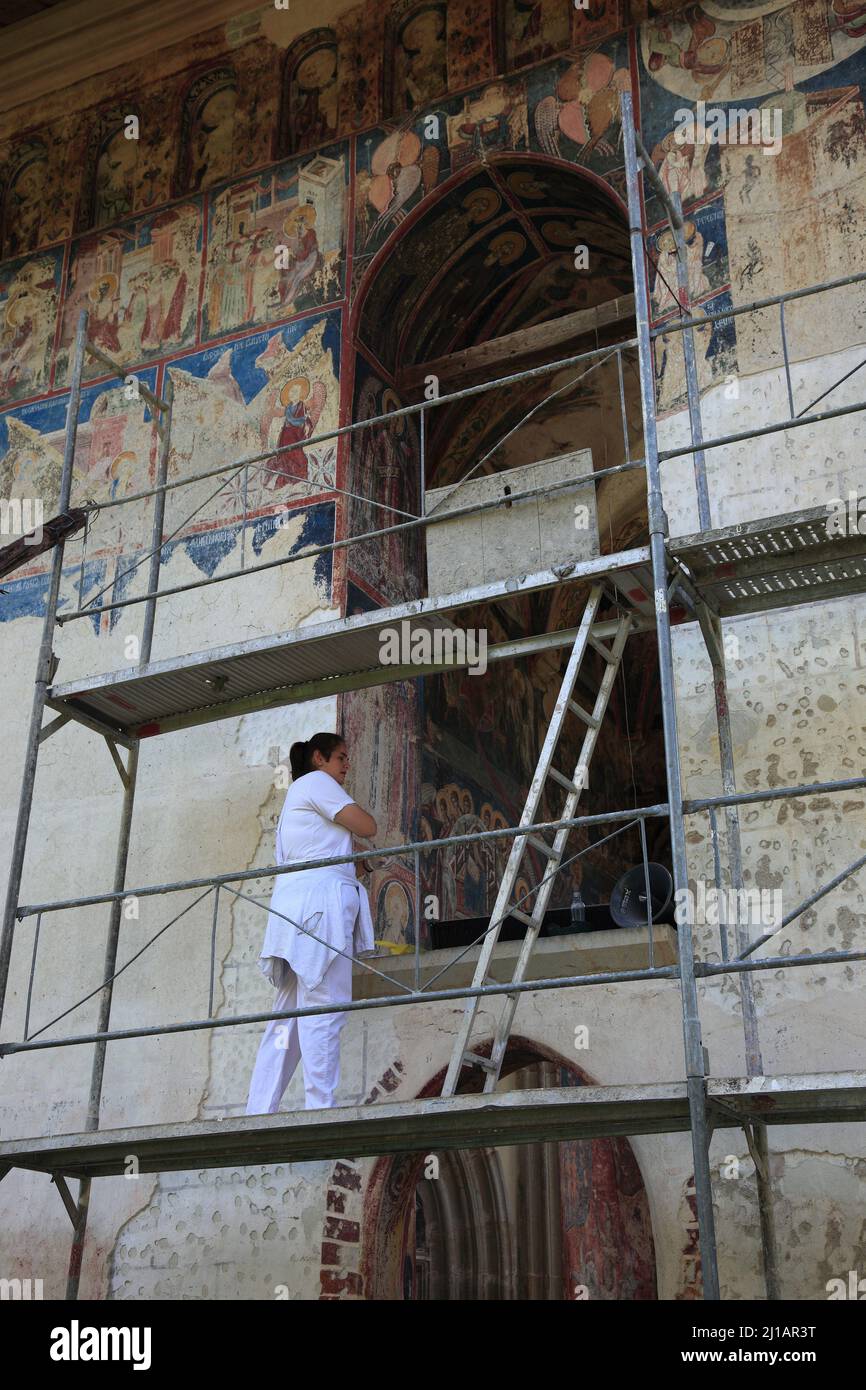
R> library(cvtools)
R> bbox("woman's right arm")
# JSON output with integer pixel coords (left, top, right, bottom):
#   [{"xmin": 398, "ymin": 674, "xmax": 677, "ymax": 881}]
[{"xmin": 334, "ymin": 803, "xmax": 377, "ymax": 838}]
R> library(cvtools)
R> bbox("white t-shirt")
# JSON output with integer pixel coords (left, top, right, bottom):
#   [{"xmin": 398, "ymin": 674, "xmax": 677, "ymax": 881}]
[{"xmin": 276, "ymin": 769, "xmax": 358, "ymax": 884}]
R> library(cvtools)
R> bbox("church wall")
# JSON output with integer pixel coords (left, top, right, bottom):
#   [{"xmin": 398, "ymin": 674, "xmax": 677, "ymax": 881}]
[{"xmin": 0, "ymin": 0, "xmax": 864, "ymax": 1299}]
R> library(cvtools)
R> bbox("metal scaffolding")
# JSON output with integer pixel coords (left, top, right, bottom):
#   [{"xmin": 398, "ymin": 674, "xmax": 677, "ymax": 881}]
[{"xmin": 1, "ymin": 92, "xmax": 866, "ymax": 1301}]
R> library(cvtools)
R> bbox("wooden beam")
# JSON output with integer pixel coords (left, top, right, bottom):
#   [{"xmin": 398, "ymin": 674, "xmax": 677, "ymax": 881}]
[{"xmin": 399, "ymin": 295, "xmax": 636, "ymax": 391}]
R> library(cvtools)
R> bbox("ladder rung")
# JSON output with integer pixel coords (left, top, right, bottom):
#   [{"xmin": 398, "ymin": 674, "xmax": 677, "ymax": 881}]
[
  {"xmin": 588, "ymin": 634, "xmax": 617, "ymax": 663},
  {"xmin": 509, "ymin": 906, "xmax": 539, "ymax": 928},
  {"xmin": 528, "ymin": 835, "xmax": 559, "ymax": 859},
  {"xmin": 549, "ymin": 767, "xmax": 581, "ymax": 796},
  {"xmin": 567, "ymin": 698, "xmax": 599, "ymax": 728},
  {"xmin": 464, "ymin": 1050, "xmax": 499, "ymax": 1073}
]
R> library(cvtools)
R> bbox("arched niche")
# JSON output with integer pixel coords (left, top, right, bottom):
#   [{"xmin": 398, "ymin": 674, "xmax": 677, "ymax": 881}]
[
  {"xmin": 385, "ymin": 0, "xmax": 450, "ymax": 118},
  {"xmin": 79, "ymin": 109, "xmax": 141, "ymax": 232},
  {"xmin": 278, "ymin": 29, "xmax": 340, "ymax": 156},
  {"xmin": 175, "ymin": 65, "xmax": 238, "ymax": 194},
  {"xmin": 495, "ymin": 0, "xmax": 573, "ymax": 74},
  {"xmin": 358, "ymin": 1038, "xmax": 658, "ymax": 1299},
  {"xmin": 344, "ymin": 150, "xmax": 671, "ymax": 927},
  {"xmin": 1, "ymin": 142, "xmax": 49, "ymax": 258}
]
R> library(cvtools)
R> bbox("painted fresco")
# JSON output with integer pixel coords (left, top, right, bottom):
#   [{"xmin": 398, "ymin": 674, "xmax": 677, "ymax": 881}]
[
  {"xmin": 347, "ymin": 361, "xmax": 423, "ymax": 606},
  {"xmin": 419, "ymin": 753, "xmax": 519, "ymax": 925},
  {"xmin": 640, "ymin": 0, "xmax": 866, "ymax": 405},
  {"xmin": 499, "ymin": 0, "xmax": 572, "ymax": 69},
  {"xmin": 163, "ymin": 312, "xmax": 341, "ymax": 542},
  {"xmin": 641, "ymin": 0, "xmax": 866, "ymax": 106},
  {"xmin": 56, "ymin": 203, "xmax": 203, "ymax": 385},
  {"xmin": 355, "ymin": 38, "xmax": 632, "ymax": 268},
  {"xmin": 282, "ymin": 30, "xmax": 340, "ymax": 154},
  {"xmin": 0, "ymin": 371, "xmax": 158, "ymax": 622},
  {"xmin": 203, "ymin": 150, "xmax": 346, "ymax": 341},
  {"xmin": 342, "ymin": 579, "xmax": 422, "ymax": 942},
  {"xmin": 389, "ymin": 3, "xmax": 450, "ymax": 115},
  {"xmin": 87, "ymin": 119, "xmax": 141, "ymax": 230},
  {"xmin": 528, "ymin": 48, "xmax": 632, "ymax": 167},
  {"xmin": 336, "ymin": 8, "xmax": 382, "ymax": 133},
  {"xmin": 179, "ymin": 69, "xmax": 238, "ymax": 194},
  {"xmin": 154, "ymin": 501, "xmax": 336, "ymax": 601},
  {"xmin": 447, "ymin": 0, "xmax": 497, "ymax": 90},
  {"xmin": 0, "ymin": 140, "xmax": 71, "ymax": 260},
  {"xmin": 0, "ymin": 249, "xmax": 63, "ymax": 405},
  {"xmin": 356, "ymin": 158, "xmax": 630, "ymax": 375},
  {"xmin": 558, "ymin": 1089, "xmax": 658, "ymax": 1300}
]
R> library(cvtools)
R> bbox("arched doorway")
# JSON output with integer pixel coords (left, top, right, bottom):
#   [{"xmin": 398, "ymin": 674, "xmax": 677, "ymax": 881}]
[
  {"xmin": 341, "ymin": 152, "xmax": 670, "ymax": 949},
  {"xmin": 360, "ymin": 1039, "xmax": 658, "ymax": 1300}
]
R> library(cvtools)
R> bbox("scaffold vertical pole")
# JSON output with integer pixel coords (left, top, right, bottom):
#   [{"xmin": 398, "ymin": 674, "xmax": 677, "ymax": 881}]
[
  {"xmin": 66, "ymin": 362, "xmax": 174, "ymax": 1300},
  {"xmin": 695, "ymin": 605, "xmax": 779, "ymax": 1298},
  {"xmin": 0, "ymin": 309, "xmax": 89, "ymax": 1030},
  {"xmin": 671, "ymin": 191, "xmax": 712, "ymax": 531},
  {"xmin": 621, "ymin": 91, "xmax": 720, "ymax": 1300}
]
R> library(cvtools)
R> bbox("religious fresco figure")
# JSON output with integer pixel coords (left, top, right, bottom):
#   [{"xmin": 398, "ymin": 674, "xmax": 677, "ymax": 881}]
[
  {"xmin": 277, "ymin": 205, "xmax": 321, "ymax": 308},
  {"xmin": 93, "ymin": 128, "xmax": 138, "ymax": 228},
  {"xmin": 1, "ymin": 149, "xmax": 49, "ymax": 259},
  {"xmin": 651, "ymin": 129, "xmax": 710, "ymax": 204},
  {"xmin": 176, "ymin": 69, "xmax": 238, "ymax": 194},
  {"xmin": 392, "ymin": 4, "xmax": 448, "ymax": 114},
  {"xmin": 260, "ymin": 375, "xmax": 327, "ymax": 489},
  {"xmin": 87, "ymin": 273, "xmax": 122, "ymax": 353},
  {"xmin": 534, "ymin": 51, "xmax": 630, "ymax": 161},
  {"xmin": 501, "ymin": 0, "xmax": 570, "ymax": 70},
  {"xmin": 284, "ymin": 35, "xmax": 340, "ymax": 153},
  {"xmin": 0, "ymin": 255, "xmax": 59, "ymax": 401}
]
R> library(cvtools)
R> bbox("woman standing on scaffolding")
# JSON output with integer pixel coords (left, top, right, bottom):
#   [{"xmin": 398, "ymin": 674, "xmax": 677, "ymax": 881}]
[{"xmin": 246, "ymin": 733, "xmax": 378, "ymax": 1113}]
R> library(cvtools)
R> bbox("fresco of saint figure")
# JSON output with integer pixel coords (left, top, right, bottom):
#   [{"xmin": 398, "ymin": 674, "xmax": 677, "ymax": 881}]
[
  {"xmin": 260, "ymin": 375, "xmax": 328, "ymax": 489},
  {"xmin": 503, "ymin": 0, "xmax": 570, "ymax": 69},
  {"xmin": 93, "ymin": 129, "xmax": 138, "ymax": 228},
  {"xmin": 289, "ymin": 42, "xmax": 339, "ymax": 151},
  {"xmin": 189, "ymin": 84, "xmax": 236, "ymax": 191},
  {"xmin": 393, "ymin": 5, "xmax": 448, "ymax": 113},
  {"xmin": 1, "ymin": 154, "xmax": 49, "ymax": 259},
  {"xmin": 87, "ymin": 273, "xmax": 122, "ymax": 353},
  {"xmin": 0, "ymin": 254, "xmax": 59, "ymax": 403},
  {"xmin": 277, "ymin": 205, "xmax": 321, "ymax": 308},
  {"xmin": 651, "ymin": 129, "xmax": 710, "ymax": 205}
]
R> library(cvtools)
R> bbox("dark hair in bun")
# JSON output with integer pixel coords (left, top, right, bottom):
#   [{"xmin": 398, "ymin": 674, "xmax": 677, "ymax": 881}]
[{"xmin": 289, "ymin": 732, "xmax": 345, "ymax": 780}]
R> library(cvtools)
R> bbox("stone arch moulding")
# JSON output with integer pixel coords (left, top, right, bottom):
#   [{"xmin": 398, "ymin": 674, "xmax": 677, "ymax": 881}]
[
  {"xmin": 347, "ymin": 145, "xmax": 631, "ymax": 344},
  {"xmin": 348, "ymin": 148, "xmax": 630, "ymax": 354},
  {"xmin": 353, "ymin": 1036, "xmax": 658, "ymax": 1300}
]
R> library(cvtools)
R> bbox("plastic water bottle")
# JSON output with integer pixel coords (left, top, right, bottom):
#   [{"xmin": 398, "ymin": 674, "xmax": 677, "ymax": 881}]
[{"xmin": 570, "ymin": 888, "xmax": 586, "ymax": 928}]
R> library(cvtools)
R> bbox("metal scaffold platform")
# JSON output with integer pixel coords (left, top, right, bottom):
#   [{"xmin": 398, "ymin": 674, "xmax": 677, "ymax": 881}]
[
  {"xmin": 1, "ymin": 92, "xmax": 866, "ymax": 1302},
  {"xmin": 3, "ymin": 1074, "xmax": 865, "ymax": 1181}
]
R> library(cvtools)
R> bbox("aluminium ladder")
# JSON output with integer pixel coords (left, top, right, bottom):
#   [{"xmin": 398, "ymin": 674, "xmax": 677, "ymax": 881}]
[{"xmin": 441, "ymin": 582, "xmax": 633, "ymax": 1096}]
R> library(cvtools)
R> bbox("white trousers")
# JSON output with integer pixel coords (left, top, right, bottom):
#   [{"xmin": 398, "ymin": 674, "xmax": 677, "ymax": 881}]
[{"xmin": 246, "ymin": 884, "xmax": 358, "ymax": 1113}]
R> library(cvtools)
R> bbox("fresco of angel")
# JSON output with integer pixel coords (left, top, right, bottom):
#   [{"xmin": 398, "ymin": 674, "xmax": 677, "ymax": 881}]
[
  {"xmin": 261, "ymin": 375, "xmax": 328, "ymax": 489},
  {"xmin": 534, "ymin": 52, "xmax": 631, "ymax": 161}
]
